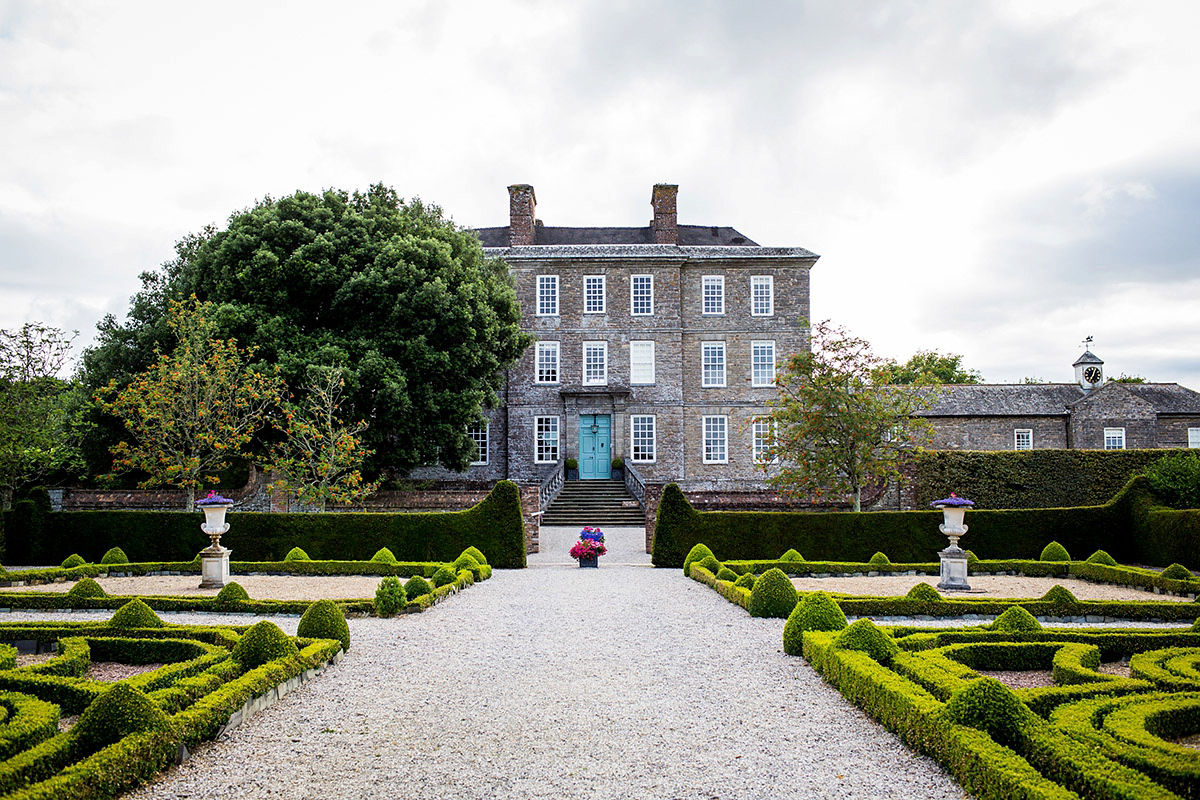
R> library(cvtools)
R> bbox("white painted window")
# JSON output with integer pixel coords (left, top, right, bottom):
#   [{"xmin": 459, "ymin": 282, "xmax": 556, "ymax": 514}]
[
  {"xmin": 584, "ymin": 275, "xmax": 606, "ymax": 314},
  {"xmin": 753, "ymin": 419, "xmax": 774, "ymax": 463},
  {"xmin": 703, "ymin": 415, "xmax": 728, "ymax": 463},
  {"xmin": 631, "ymin": 274, "xmax": 653, "ymax": 315},
  {"xmin": 536, "ymin": 341, "xmax": 559, "ymax": 384},
  {"xmin": 702, "ymin": 275, "xmax": 725, "ymax": 315},
  {"xmin": 1014, "ymin": 429, "xmax": 1033, "ymax": 451},
  {"xmin": 702, "ymin": 342, "xmax": 726, "ymax": 387},
  {"xmin": 583, "ymin": 341, "xmax": 607, "ymax": 386},
  {"xmin": 631, "ymin": 415, "xmax": 656, "ymax": 462},
  {"xmin": 535, "ymin": 416, "xmax": 559, "ymax": 463},
  {"xmin": 630, "ymin": 340, "xmax": 655, "ymax": 385},
  {"xmin": 1104, "ymin": 427, "xmax": 1126, "ymax": 450},
  {"xmin": 1189, "ymin": 428, "xmax": 1200, "ymax": 448},
  {"xmin": 751, "ymin": 340, "xmax": 776, "ymax": 387},
  {"xmin": 537, "ymin": 275, "xmax": 558, "ymax": 316},
  {"xmin": 468, "ymin": 422, "xmax": 489, "ymax": 465},
  {"xmin": 751, "ymin": 276, "xmax": 774, "ymax": 316}
]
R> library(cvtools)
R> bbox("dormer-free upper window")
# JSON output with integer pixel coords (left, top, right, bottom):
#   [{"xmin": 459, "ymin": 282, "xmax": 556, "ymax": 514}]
[
  {"xmin": 751, "ymin": 276, "xmax": 774, "ymax": 316},
  {"xmin": 584, "ymin": 275, "xmax": 606, "ymax": 314},
  {"xmin": 631, "ymin": 275, "xmax": 653, "ymax": 316},
  {"xmin": 702, "ymin": 276, "xmax": 725, "ymax": 315},
  {"xmin": 537, "ymin": 275, "xmax": 558, "ymax": 316}
]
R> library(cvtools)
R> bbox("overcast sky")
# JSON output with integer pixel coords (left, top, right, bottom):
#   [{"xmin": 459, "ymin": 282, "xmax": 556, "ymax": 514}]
[{"xmin": 2, "ymin": 0, "xmax": 1198, "ymax": 387}]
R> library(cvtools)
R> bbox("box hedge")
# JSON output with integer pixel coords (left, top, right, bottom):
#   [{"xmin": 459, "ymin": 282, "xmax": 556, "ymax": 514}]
[{"xmin": 2, "ymin": 480, "xmax": 527, "ymax": 569}]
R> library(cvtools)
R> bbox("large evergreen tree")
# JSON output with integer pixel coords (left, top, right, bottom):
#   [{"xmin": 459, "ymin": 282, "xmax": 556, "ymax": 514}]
[{"xmin": 81, "ymin": 185, "xmax": 530, "ymax": 479}]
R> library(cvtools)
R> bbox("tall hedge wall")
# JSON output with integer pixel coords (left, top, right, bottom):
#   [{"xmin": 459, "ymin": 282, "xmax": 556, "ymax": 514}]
[
  {"xmin": 651, "ymin": 476, "xmax": 1197, "ymax": 569},
  {"xmin": 911, "ymin": 449, "xmax": 1178, "ymax": 509},
  {"xmin": 1, "ymin": 480, "xmax": 527, "ymax": 569}
]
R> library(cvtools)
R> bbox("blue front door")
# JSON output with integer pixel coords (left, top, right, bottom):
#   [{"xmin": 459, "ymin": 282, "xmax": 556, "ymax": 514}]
[{"xmin": 579, "ymin": 414, "xmax": 611, "ymax": 480}]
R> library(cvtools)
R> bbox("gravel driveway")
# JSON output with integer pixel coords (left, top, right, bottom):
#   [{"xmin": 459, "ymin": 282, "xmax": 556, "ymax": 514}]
[{"xmin": 121, "ymin": 565, "xmax": 966, "ymax": 800}]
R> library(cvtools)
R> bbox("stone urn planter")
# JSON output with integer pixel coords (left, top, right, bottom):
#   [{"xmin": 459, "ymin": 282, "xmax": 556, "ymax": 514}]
[
  {"xmin": 196, "ymin": 491, "xmax": 234, "ymax": 589},
  {"xmin": 932, "ymin": 493, "xmax": 974, "ymax": 591}
]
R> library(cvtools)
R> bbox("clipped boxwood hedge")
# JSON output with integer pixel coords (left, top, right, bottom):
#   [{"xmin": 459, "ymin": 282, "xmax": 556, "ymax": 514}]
[
  {"xmin": 2, "ymin": 480, "xmax": 526, "ymax": 569},
  {"xmin": 652, "ymin": 477, "xmax": 1198, "ymax": 569}
]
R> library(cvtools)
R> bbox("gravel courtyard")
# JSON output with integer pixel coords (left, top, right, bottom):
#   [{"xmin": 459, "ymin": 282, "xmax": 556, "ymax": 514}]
[{"xmin": 112, "ymin": 565, "xmax": 968, "ymax": 800}]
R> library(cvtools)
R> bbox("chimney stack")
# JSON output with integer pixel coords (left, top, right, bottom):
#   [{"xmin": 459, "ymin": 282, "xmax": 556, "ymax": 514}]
[
  {"xmin": 651, "ymin": 184, "xmax": 678, "ymax": 244},
  {"xmin": 507, "ymin": 184, "xmax": 537, "ymax": 246}
]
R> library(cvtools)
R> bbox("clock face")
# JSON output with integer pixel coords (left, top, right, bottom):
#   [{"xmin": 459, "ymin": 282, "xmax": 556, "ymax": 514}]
[{"xmin": 1083, "ymin": 366, "xmax": 1102, "ymax": 383}]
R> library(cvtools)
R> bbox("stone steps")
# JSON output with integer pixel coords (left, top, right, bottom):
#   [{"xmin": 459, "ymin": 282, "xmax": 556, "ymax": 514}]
[{"xmin": 542, "ymin": 480, "xmax": 645, "ymax": 526}]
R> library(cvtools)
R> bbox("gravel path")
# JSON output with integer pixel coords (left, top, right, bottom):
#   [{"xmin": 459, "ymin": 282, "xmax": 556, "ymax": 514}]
[{"xmin": 118, "ymin": 566, "xmax": 967, "ymax": 800}]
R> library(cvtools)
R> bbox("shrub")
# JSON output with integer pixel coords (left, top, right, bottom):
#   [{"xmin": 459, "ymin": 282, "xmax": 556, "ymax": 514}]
[
  {"xmin": 452, "ymin": 553, "xmax": 480, "ymax": 573},
  {"xmin": 109, "ymin": 598, "xmax": 164, "ymax": 629},
  {"xmin": 213, "ymin": 582, "xmax": 250, "ymax": 610},
  {"xmin": 462, "ymin": 546, "xmax": 488, "ymax": 566},
  {"xmin": 297, "ymin": 599, "xmax": 351, "ymax": 652},
  {"xmin": 1143, "ymin": 451, "xmax": 1200, "ymax": 508},
  {"xmin": 682, "ymin": 542, "xmax": 716, "ymax": 576},
  {"xmin": 370, "ymin": 547, "xmax": 398, "ymax": 564},
  {"xmin": 71, "ymin": 683, "xmax": 172, "ymax": 752},
  {"xmin": 284, "ymin": 547, "xmax": 311, "ymax": 562},
  {"xmin": 66, "ymin": 577, "xmax": 107, "ymax": 599},
  {"xmin": 403, "ymin": 575, "xmax": 433, "ymax": 599},
  {"xmin": 965, "ymin": 549, "xmax": 979, "ymax": 566},
  {"xmin": 779, "ymin": 548, "xmax": 804, "ymax": 562},
  {"xmin": 990, "ymin": 605, "xmax": 1043, "ymax": 632},
  {"xmin": 610, "ymin": 457, "xmax": 625, "ymax": 471},
  {"xmin": 100, "ymin": 546, "xmax": 129, "ymax": 565},
  {"xmin": 231, "ymin": 620, "xmax": 299, "ymax": 668},
  {"xmin": 867, "ymin": 551, "xmax": 891, "ymax": 567},
  {"xmin": 834, "ymin": 619, "xmax": 900, "ymax": 665},
  {"xmin": 431, "ymin": 566, "xmax": 456, "ymax": 588},
  {"xmin": 1086, "ymin": 549, "xmax": 1118, "ymax": 566},
  {"xmin": 734, "ymin": 573, "xmax": 756, "ymax": 590},
  {"xmin": 1039, "ymin": 541, "xmax": 1070, "ymax": 562},
  {"xmin": 716, "ymin": 567, "xmax": 738, "ymax": 583},
  {"xmin": 1040, "ymin": 585, "xmax": 1078, "ymax": 605},
  {"xmin": 747, "ymin": 568, "xmax": 798, "ymax": 618},
  {"xmin": 944, "ymin": 676, "xmax": 1034, "ymax": 749},
  {"xmin": 60, "ymin": 553, "xmax": 86, "ymax": 569},
  {"xmin": 783, "ymin": 591, "xmax": 847, "ymax": 655},
  {"xmin": 1159, "ymin": 563, "xmax": 1194, "ymax": 581},
  {"xmin": 375, "ymin": 577, "xmax": 407, "ymax": 617},
  {"xmin": 694, "ymin": 555, "xmax": 722, "ymax": 575},
  {"xmin": 905, "ymin": 582, "xmax": 942, "ymax": 602}
]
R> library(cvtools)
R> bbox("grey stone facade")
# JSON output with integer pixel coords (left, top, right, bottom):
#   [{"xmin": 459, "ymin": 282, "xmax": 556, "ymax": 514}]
[
  {"xmin": 422, "ymin": 184, "xmax": 818, "ymax": 493},
  {"xmin": 919, "ymin": 352, "xmax": 1200, "ymax": 451}
]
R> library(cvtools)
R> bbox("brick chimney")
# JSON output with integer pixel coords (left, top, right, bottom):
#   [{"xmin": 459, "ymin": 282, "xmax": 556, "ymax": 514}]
[
  {"xmin": 651, "ymin": 184, "xmax": 679, "ymax": 245},
  {"xmin": 507, "ymin": 184, "xmax": 537, "ymax": 246}
]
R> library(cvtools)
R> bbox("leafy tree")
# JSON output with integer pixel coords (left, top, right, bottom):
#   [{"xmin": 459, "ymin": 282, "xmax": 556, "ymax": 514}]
[
  {"xmin": 875, "ymin": 349, "xmax": 982, "ymax": 384},
  {"xmin": 269, "ymin": 365, "xmax": 379, "ymax": 511},
  {"xmin": 0, "ymin": 324, "xmax": 80, "ymax": 508},
  {"xmin": 1111, "ymin": 373, "xmax": 1147, "ymax": 383},
  {"xmin": 761, "ymin": 320, "xmax": 940, "ymax": 511},
  {"xmin": 80, "ymin": 184, "xmax": 530, "ymax": 479},
  {"xmin": 96, "ymin": 297, "xmax": 283, "ymax": 507}
]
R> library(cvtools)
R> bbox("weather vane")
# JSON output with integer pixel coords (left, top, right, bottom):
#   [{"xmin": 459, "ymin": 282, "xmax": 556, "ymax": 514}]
[{"xmin": 1082, "ymin": 335, "xmax": 1093, "ymax": 351}]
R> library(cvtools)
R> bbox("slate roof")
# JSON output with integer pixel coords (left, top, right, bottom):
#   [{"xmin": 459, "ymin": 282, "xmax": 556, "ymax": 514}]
[
  {"xmin": 1072, "ymin": 350, "xmax": 1103, "ymax": 366},
  {"xmin": 917, "ymin": 382, "xmax": 1200, "ymax": 417},
  {"xmin": 472, "ymin": 224, "xmax": 759, "ymax": 248}
]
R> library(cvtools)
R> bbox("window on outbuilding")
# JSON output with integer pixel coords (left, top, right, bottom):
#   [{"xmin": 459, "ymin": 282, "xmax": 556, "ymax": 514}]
[
  {"xmin": 1103, "ymin": 427, "xmax": 1126, "ymax": 450},
  {"xmin": 1014, "ymin": 429, "xmax": 1032, "ymax": 450},
  {"xmin": 1189, "ymin": 427, "xmax": 1200, "ymax": 448}
]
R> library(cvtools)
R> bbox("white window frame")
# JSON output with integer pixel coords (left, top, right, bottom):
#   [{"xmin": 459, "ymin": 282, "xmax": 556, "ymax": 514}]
[
  {"xmin": 631, "ymin": 274, "xmax": 654, "ymax": 316},
  {"xmin": 1014, "ymin": 429, "xmax": 1033, "ymax": 451},
  {"xmin": 751, "ymin": 340, "xmax": 776, "ymax": 387},
  {"xmin": 702, "ymin": 275, "xmax": 725, "ymax": 315},
  {"xmin": 583, "ymin": 341, "xmax": 608, "ymax": 386},
  {"xmin": 535, "ymin": 416, "xmax": 559, "ymax": 463},
  {"xmin": 584, "ymin": 275, "xmax": 606, "ymax": 314},
  {"xmin": 468, "ymin": 421, "xmax": 490, "ymax": 466},
  {"xmin": 1103, "ymin": 427, "xmax": 1126, "ymax": 450},
  {"xmin": 751, "ymin": 275, "xmax": 774, "ymax": 317},
  {"xmin": 631, "ymin": 414, "xmax": 656, "ymax": 463},
  {"xmin": 535, "ymin": 341, "xmax": 560, "ymax": 385},
  {"xmin": 630, "ymin": 340, "xmax": 655, "ymax": 385},
  {"xmin": 753, "ymin": 419, "xmax": 774, "ymax": 463},
  {"xmin": 703, "ymin": 415, "xmax": 728, "ymax": 464},
  {"xmin": 537, "ymin": 275, "xmax": 558, "ymax": 316},
  {"xmin": 1188, "ymin": 427, "xmax": 1200, "ymax": 448},
  {"xmin": 702, "ymin": 342, "xmax": 726, "ymax": 388}
]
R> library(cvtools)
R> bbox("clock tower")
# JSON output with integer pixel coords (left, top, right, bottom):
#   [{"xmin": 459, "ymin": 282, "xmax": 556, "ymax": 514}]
[{"xmin": 1073, "ymin": 349, "xmax": 1104, "ymax": 390}]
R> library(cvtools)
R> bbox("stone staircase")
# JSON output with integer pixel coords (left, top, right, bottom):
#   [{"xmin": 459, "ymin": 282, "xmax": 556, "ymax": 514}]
[{"xmin": 541, "ymin": 479, "xmax": 645, "ymax": 527}]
